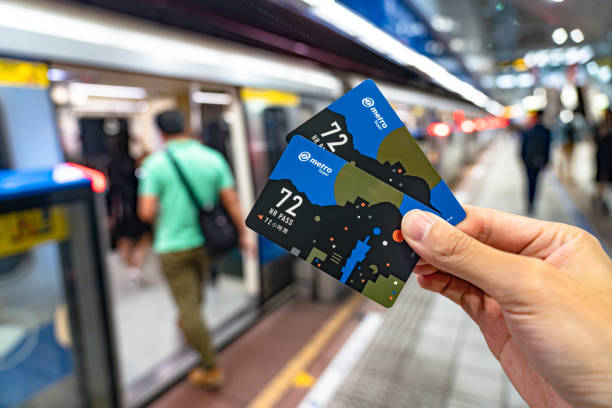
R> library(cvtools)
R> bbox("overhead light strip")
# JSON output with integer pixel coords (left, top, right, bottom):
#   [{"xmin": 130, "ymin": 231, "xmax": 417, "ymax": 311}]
[
  {"xmin": 68, "ymin": 83, "xmax": 148, "ymax": 99},
  {"xmin": 192, "ymin": 91, "xmax": 233, "ymax": 105},
  {"xmin": 299, "ymin": 0, "xmax": 503, "ymax": 114},
  {"xmin": 0, "ymin": 1, "xmax": 342, "ymax": 96}
]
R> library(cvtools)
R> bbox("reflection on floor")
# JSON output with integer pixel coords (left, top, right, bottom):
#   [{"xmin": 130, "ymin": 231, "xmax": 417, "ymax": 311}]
[{"xmin": 106, "ymin": 252, "xmax": 252, "ymax": 387}]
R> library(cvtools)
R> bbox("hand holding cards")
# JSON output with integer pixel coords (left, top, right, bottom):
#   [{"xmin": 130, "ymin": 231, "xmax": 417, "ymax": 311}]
[{"xmin": 247, "ymin": 80, "xmax": 465, "ymax": 307}]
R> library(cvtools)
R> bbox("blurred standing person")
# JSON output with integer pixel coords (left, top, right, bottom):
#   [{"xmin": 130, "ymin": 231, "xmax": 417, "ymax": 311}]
[
  {"xmin": 138, "ymin": 110, "xmax": 250, "ymax": 389},
  {"xmin": 106, "ymin": 125, "xmax": 151, "ymax": 284},
  {"xmin": 559, "ymin": 115, "xmax": 577, "ymax": 183},
  {"xmin": 593, "ymin": 109, "xmax": 612, "ymax": 214},
  {"xmin": 520, "ymin": 111, "xmax": 552, "ymax": 214}
]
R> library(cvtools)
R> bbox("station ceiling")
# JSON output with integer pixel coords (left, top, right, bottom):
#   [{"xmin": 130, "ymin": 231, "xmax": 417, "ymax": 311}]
[
  {"xmin": 66, "ymin": 0, "xmax": 455, "ymax": 97},
  {"xmin": 412, "ymin": 0, "xmax": 610, "ymax": 69}
]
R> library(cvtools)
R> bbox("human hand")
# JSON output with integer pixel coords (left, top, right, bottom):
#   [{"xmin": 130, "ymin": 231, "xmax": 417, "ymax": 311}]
[{"xmin": 402, "ymin": 206, "xmax": 612, "ymax": 408}]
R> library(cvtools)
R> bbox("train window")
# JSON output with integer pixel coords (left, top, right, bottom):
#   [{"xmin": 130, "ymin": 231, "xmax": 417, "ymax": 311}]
[{"xmin": 263, "ymin": 107, "xmax": 289, "ymax": 171}]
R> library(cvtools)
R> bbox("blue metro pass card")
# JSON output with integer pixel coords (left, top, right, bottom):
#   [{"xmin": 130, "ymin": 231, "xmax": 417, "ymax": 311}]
[
  {"xmin": 287, "ymin": 79, "xmax": 465, "ymax": 225},
  {"xmin": 247, "ymin": 136, "xmax": 450, "ymax": 307}
]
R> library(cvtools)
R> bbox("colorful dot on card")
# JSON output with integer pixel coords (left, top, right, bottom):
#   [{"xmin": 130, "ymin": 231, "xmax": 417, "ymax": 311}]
[
  {"xmin": 314, "ymin": 215, "xmax": 321, "ymax": 222},
  {"xmin": 330, "ymin": 237, "xmax": 334, "ymax": 241},
  {"xmin": 344, "ymin": 226, "xmax": 348, "ymax": 231},
  {"xmin": 373, "ymin": 227, "xmax": 381, "ymax": 235},
  {"xmin": 386, "ymin": 263, "xmax": 390, "ymax": 267},
  {"xmin": 382, "ymin": 240, "xmax": 388, "ymax": 246},
  {"xmin": 392, "ymin": 229, "xmax": 403, "ymax": 243},
  {"xmin": 397, "ymin": 169, "xmax": 402, "ymax": 173},
  {"xmin": 361, "ymin": 279, "xmax": 365, "ymax": 283},
  {"xmin": 389, "ymin": 296, "xmax": 393, "ymax": 300},
  {"xmin": 317, "ymin": 263, "xmax": 321, "ymax": 267},
  {"xmin": 360, "ymin": 202, "xmax": 366, "ymax": 207},
  {"xmin": 394, "ymin": 281, "xmax": 398, "ymax": 285}
]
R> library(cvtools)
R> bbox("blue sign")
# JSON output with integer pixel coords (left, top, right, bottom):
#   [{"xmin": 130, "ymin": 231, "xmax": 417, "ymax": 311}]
[{"xmin": 337, "ymin": 0, "xmax": 471, "ymax": 80}]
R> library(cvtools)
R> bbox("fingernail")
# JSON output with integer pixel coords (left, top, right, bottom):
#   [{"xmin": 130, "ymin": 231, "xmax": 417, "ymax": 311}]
[{"xmin": 404, "ymin": 210, "xmax": 436, "ymax": 242}]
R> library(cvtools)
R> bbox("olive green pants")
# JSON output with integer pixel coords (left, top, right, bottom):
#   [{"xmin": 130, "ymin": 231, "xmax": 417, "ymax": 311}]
[{"xmin": 159, "ymin": 246, "xmax": 216, "ymax": 368}]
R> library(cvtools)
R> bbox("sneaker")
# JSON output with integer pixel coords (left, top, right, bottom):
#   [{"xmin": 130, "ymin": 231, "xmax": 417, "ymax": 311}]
[{"xmin": 187, "ymin": 366, "xmax": 225, "ymax": 390}]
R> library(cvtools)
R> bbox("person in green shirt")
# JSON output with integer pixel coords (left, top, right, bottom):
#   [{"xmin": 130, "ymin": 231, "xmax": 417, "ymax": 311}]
[{"xmin": 138, "ymin": 110, "xmax": 249, "ymax": 389}]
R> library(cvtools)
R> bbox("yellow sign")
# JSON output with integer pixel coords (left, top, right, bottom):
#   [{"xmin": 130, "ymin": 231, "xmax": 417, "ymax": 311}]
[
  {"xmin": 0, "ymin": 58, "xmax": 49, "ymax": 88},
  {"xmin": 240, "ymin": 88, "xmax": 300, "ymax": 107},
  {"xmin": 0, "ymin": 207, "xmax": 69, "ymax": 257}
]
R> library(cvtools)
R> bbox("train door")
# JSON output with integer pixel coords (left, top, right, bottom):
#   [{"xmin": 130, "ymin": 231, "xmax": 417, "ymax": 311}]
[
  {"xmin": 241, "ymin": 88, "xmax": 334, "ymax": 300},
  {"xmin": 50, "ymin": 67, "xmax": 258, "ymax": 407}
]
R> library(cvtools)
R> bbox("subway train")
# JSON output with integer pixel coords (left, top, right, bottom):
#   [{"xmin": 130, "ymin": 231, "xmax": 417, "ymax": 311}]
[{"xmin": 0, "ymin": 1, "xmax": 501, "ymax": 407}]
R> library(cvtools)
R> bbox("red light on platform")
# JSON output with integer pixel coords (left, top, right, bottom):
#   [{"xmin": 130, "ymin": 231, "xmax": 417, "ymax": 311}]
[
  {"xmin": 460, "ymin": 119, "xmax": 475, "ymax": 133},
  {"xmin": 475, "ymin": 118, "xmax": 488, "ymax": 131},
  {"xmin": 427, "ymin": 122, "xmax": 451, "ymax": 137},
  {"xmin": 67, "ymin": 163, "xmax": 107, "ymax": 193},
  {"xmin": 452, "ymin": 109, "xmax": 465, "ymax": 123}
]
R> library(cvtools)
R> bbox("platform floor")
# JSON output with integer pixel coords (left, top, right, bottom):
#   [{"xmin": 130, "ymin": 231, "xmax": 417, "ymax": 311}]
[{"xmin": 149, "ymin": 136, "xmax": 611, "ymax": 408}]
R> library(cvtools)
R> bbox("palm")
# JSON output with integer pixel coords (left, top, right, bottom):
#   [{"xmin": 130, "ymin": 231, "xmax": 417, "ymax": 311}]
[{"xmin": 475, "ymin": 292, "xmax": 571, "ymax": 408}]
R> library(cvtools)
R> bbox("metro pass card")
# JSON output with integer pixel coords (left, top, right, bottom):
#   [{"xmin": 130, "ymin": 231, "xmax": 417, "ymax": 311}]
[
  {"xmin": 286, "ymin": 79, "xmax": 465, "ymax": 224},
  {"xmin": 247, "ymin": 136, "xmax": 440, "ymax": 308}
]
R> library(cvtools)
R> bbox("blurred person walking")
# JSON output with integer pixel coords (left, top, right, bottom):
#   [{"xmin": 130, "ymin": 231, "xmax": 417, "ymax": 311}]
[
  {"xmin": 593, "ymin": 109, "xmax": 612, "ymax": 215},
  {"xmin": 106, "ymin": 125, "xmax": 151, "ymax": 284},
  {"xmin": 520, "ymin": 110, "xmax": 551, "ymax": 214},
  {"xmin": 137, "ymin": 110, "xmax": 250, "ymax": 389}
]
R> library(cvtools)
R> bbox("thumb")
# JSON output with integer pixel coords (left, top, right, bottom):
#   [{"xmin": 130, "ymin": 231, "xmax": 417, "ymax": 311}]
[{"xmin": 402, "ymin": 209, "xmax": 546, "ymax": 302}]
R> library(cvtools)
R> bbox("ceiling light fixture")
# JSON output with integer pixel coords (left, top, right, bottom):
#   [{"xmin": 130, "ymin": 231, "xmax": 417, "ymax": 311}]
[
  {"xmin": 586, "ymin": 61, "xmax": 599, "ymax": 76},
  {"xmin": 560, "ymin": 109, "xmax": 574, "ymax": 123},
  {"xmin": 69, "ymin": 83, "xmax": 148, "ymax": 99},
  {"xmin": 599, "ymin": 66, "xmax": 612, "ymax": 82},
  {"xmin": 570, "ymin": 29, "xmax": 584, "ymax": 43},
  {"xmin": 431, "ymin": 15, "xmax": 455, "ymax": 33},
  {"xmin": 552, "ymin": 28, "xmax": 568, "ymax": 45},
  {"xmin": 192, "ymin": 91, "xmax": 232, "ymax": 105}
]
